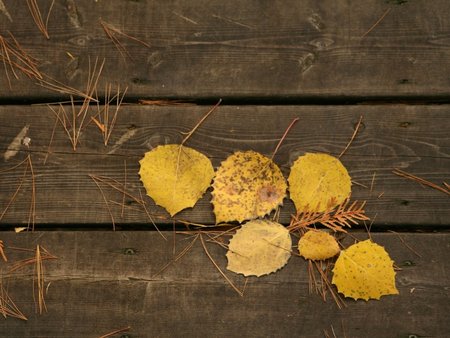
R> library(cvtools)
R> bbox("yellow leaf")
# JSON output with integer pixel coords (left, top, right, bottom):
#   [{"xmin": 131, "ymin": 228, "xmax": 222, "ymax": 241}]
[
  {"xmin": 288, "ymin": 153, "xmax": 351, "ymax": 212},
  {"xmin": 227, "ymin": 220, "xmax": 291, "ymax": 277},
  {"xmin": 139, "ymin": 144, "xmax": 214, "ymax": 216},
  {"xmin": 211, "ymin": 150, "xmax": 287, "ymax": 223},
  {"xmin": 332, "ymin": 239, "xmax": 399, "ymax": 300},
  {"xmin": 298, "ymin": 230, "xmax": 340, "ymax": 260}
]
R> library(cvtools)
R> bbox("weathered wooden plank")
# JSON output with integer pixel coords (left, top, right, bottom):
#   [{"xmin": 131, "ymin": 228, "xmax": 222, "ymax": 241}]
[
  {"xmin": 1, "ymin": 0, "xmax": 450, "ymax": 99},
  {"xmin": 0, "ymin": 105, "xmax": 448, "ymax": 227},
  {"xmin": 0, "ymin": 232, "xmax": 448, "ymax": 337}
]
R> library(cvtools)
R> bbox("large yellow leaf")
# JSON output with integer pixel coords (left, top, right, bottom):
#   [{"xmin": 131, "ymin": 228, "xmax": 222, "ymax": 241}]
[
  {"xmin": 298, "ymin": 230, "xmax": 340, "ymax": 260},
  {"xmin": 139, "ymin": 144, "xmax": 214, "ymax": 216},
  {"xmin": 211, "ymin": 150, "xmax": 287, "ymax": 223},
  {"xmin": 332, "ymin": 239, "xmax": 399, "ymax": 300},
  {"xmin": 288, "ymin": 153, "xmax": 351, "ymax": 212},
  {"xmin": 226, "ymin": 220, "xmax": 291, "ymax": 277}
]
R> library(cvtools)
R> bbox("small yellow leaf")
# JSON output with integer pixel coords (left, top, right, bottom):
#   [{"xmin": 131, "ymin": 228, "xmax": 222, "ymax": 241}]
[
  {"xmin": 298, "ymin": 230, "xmax": 340, "ymax": 260},
  {"xmin": 211, "ymin": 150, "xmax": 287, "ymax": 223},
  {"xmin": 139, "ymin": 144, "xmax": 214, "ymax": 216},
  {"xmin": 288, "ymin": 153, "xmax": 351, "ymax": 212},
  {"xmin": 227, "ymin": 220, "xmax": 291, "ymax": 277},
  {"xmin": 332, "ymin": 239, "xmax": 399, "ymax": 300}
]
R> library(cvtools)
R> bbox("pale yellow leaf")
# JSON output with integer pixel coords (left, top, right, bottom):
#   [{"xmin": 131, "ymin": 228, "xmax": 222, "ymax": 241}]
[
  {"xmin": 332, "ymin": 239, "xmax": 399, "ymax": 300},
  {"xmin": 298, "ymin": 230, "xmax": 340, "ymax": 260},
  {"xmin": 211, "ymin": 150, "xmax": 287, "ymax": 223},
  {"xmin": 139, "ymin": 144, "xmax": 214, "ymax": 216},
  {"xmin": 288, "ymin": 153, "xmax": 351, "ymax": 212},
  {"xmin": 227, "ymin": 220, "xmax": 291, "ymax": 277}
]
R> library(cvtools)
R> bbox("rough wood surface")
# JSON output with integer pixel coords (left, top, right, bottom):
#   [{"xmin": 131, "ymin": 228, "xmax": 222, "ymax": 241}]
[
  {"xmin": 1, "ymin": 0, "xmax": 450, "ymax": 100},
  {"xmin": 0, "ymin": 231, "xmax": 448, "ymax": 338},
  {"xmin": 0, "ymin": 105, "xmax": 448, "ymax": 227}
]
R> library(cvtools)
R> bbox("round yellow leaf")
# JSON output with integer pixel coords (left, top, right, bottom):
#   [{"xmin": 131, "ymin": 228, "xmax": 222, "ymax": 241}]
[
  {"xmin": 298, "ymin": 230, "xmax": 340, "ymax": 260},
  {"xmin": 139, "ymin": 144, "xmax": 214, "ymax": 216},
  {"xmin": 288, "ymin": 153, "xmax": 351, "ymax": 212},
  {"xmin": 211, "ymin": 150, "xmax": 287, "ymax": 223},
  {"xmin": 332, "ymin": 240, "xmax": 399, "ymax": 301},
  {"xmin": 227, "ymin": 220, "xmax": 291, "ymax": 277}
]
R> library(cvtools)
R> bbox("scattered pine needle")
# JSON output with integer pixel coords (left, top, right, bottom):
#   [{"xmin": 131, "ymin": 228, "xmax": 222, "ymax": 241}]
[
  {"xmin": 98, "ymin": 326, "xmax": 131, "ymax": 338},
  {"xmin": 180, "ymin": 99, "xmax": 222, "ymax": 146},
  {"xmin": 26, "ymin": 0, "xmax": 55, "ymax": 39},
  {"xmin": 153, "ymin": 234, "xmax": 199, "ymax": 278},
  {"xmin": 370, "ymin": 172, "xmax": 376, "ymax": 193},
  {"xmin": 138, "ymin": 99, "xmax": 195, "ymax": 106},
  {"xmin": 46, "ymin": 58, "xmax": 105, "ymax": 150},
  {"xmin": 0, "ymin": 279, "xmax": 28, "ymax": 321},
  {"xmin": 339, "ymin": 115, "xmax": 363, "ymax": 158},
  {"xmin": 271, "ymin": 117, "xmax": 299, "ymax": 160},
  {"xmin": 100, "ymin": 18, "xmax": 150, "ymax": 60},
  {"xmin": 0, "ymin": 32, "xmax": 42, "ymax": 88},
  {"xmin": 200, "ymin": 234, "xmax": 244, "ymax": 297},
  {"xmin": 34, "ymin": 245, "xmax": 47, "ymax": 314},
  {"xmin": 8, "ymin": 245, "xmax": 57, "ymax": 274},
  {"xmin": 92, "ymin": 83, "xmax": 128, "ymax": 146},
  {"xmin": 88, "ymin": 174, "xmax": 116, "ymax": 231},
  {"xmin": 392, "ymin": 168, "xmax": 450, "ymax": 196},
  {"xmin": 0, "ymin": 240, "xmax": 7, "ymax": 262},
  {"xmin": 388, "ymin": 230, "xmax": 422, "ymax": 258},
  {"xmin": 361, "ymin": 8, "xmax": 392, "ymax": 39}
]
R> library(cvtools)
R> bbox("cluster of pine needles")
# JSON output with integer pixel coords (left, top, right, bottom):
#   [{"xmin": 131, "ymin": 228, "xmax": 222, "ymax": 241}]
[{"xmin": 0, "ymin": 243, "xmax": 57, "ymax": 320}]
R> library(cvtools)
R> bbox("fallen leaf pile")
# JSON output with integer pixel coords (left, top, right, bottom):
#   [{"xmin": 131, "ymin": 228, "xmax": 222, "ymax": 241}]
[{"xmin": 138, "ymin": 117, "xmax": 399, "ymax": 303}]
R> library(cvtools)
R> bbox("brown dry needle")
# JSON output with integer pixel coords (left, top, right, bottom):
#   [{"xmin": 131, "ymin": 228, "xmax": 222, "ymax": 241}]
[{"xmin": 271, "ymin": 117, "xmax": 299, "ymax": 160}]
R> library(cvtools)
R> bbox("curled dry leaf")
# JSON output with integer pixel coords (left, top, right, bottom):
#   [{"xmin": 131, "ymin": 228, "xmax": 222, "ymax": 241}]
[
  {"xmin": 288, "ymin": 153, "xmax": 351, "ymax": 213},
  {"xmin": 227, "ymin": 219, "xmax": 291, "ymax": 277},
  {"xmin": 298, "ymin": 230, "xmax": 340, "ymax": 260},
  {"xmin": 139, "ymin": 144, "xmax": 214, "ymax": 216},
  {"xmin": 332, "ymin": 240, "xmax": 399, "ymax": 301},
  {"xmin": 211, "ymin": 150, "xmax": 287, "ymax": 223}
]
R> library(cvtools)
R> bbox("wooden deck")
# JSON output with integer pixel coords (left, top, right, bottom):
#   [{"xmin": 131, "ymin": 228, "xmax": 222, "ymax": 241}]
[{"xmin": 1, "ymin": 1, "xmax": 449, "ymax": 337}]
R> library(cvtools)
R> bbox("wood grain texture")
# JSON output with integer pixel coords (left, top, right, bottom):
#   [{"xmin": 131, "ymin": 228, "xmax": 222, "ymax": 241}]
[
  {"xmin": 0, "ymin": 231, "xmax": 448, "ymax": 337},
  {"xmin": 0, "ymin": 105, "xmax": 448, "ymax": 227},
  {"xmin": 1, "ymin": 0, "xmax": 450, "ymax": 99}
]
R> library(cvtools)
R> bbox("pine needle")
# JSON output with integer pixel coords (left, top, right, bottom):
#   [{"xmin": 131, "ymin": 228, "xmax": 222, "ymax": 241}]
[
  {"xmin": 8, "ymin": 245, "xmax": 57, "ymax": 274},
  {"xmin": 361, "ymin": 8, "xmax": 392, "ymax": 39},
  {"xmin": 98, "ymin": 326, "xmax": 131, "ymax": 338},
  {"xmin": 34, "ymin": 245, "xmax": 47, "ymax": 314},
  {"xmin": 99, "ymin": 18, "xmax": 150, "ymax": 60},
  {"xmin": 271, "ymin": 117, "xmax": 299, "ymax": 160},
  {"xmin": 393, "ymin": 168, "xmax": 450, "ymax": 196},
  {"xmin": 0, "ymin": 241, "xmax": 7, "ymax": 262},
  {"xmin": 339, "ymin": 115, "xmax": 363, "ymax": 158},
  {"xmin": 200, "ymin": 234, "xmax": 244, "ymax": 297},
  {"xmin": 0, "ymin": 279, "xmax": 28, "ymax": 321},
  {"xmin": 26, "ymin": 0, "xmax": 55, "ymax": 39}
]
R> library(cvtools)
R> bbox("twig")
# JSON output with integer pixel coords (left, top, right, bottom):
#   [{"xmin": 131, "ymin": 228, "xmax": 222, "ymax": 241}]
[
  {"xmin": 392, "ymin": 168, "xmax": 450, "ymax": 196},
  {"xmin": 361, "ymin": 8, "xmax": 392, "ymax": 39},
  {"xmin": 339, "ymin": 115, "xmax": 363, "ymax": 158},
  {"xmin": 200, "ymin": 234, "xmax": 244, "ymax": 297},
  {"xmin": 98, "ymin": 326, "xmax": 131, "ymax": 338}
]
